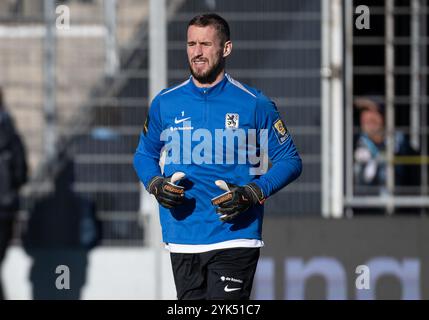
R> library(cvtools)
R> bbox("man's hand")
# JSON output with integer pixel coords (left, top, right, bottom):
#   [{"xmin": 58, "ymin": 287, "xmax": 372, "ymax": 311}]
[
  {"xmin": 147, "ymin": 172, "xmax": 186, "ymax": 209},
  {"xmin": 211, "ymin": 180, "xmax": 265, "ymax": 221}
]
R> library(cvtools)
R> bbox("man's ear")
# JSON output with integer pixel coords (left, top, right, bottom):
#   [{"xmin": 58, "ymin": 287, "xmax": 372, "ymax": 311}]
[{"xmin": 223, "ymin": 40, "xmax": 232, "ymax": 58}]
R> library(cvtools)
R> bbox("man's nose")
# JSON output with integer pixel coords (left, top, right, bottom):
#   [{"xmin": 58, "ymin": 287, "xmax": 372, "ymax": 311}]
[{"xmin": 194, "ymin": 44, "xmax": 203, "ymax": 55}]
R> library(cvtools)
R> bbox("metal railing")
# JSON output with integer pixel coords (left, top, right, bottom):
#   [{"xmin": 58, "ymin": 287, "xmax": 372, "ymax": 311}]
[{"xmin": 343, "ymin": 0, "xmax": 429, "ymax": 215}]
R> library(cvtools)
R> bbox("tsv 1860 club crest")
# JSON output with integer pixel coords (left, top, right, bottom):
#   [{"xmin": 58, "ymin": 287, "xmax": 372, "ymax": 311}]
[{"xmin": 225, "ymin": 113, "xmax": 239, "ymax": 129}]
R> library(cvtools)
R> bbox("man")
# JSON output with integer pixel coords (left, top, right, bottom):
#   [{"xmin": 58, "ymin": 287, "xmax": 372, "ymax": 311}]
[
  {"xmin": 0, "ymin": 87, "xmax": 28, "ymax": 299},
  {"xmin": 134, "ymin": 13, "xmax": 302, "ymax": 300},
  {"xmin": 353, "ymin": 97, "xmax": 418, "ymax": 196}
]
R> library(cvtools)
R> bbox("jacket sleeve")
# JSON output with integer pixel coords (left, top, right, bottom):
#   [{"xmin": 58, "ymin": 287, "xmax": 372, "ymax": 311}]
[
  {"xmin": 10, "ymin": 132, "xmax": 28, "ymax": 189},
  {"xmin": 252, "ymin": 93, "xmax": 302, "ymax": 198},
  {"xmin": 133, "ymin": 94, "xmax": 164, "ymax": 188}
]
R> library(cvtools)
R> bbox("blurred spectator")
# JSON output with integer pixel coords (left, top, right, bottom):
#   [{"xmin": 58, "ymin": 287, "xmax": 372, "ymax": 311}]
[
  {"xmin": 353, "ymin": 97, "xmax": 419, "ymax": 197},
  {"xmin": 23, "ymin": 154, "xmax": 100, "ymax": 299},
  {"xmin": 0, "ymin": 87, "xmax": 28, "ymax": 300}
]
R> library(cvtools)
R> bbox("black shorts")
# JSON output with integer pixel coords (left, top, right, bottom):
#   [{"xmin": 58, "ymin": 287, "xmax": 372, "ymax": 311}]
[{"xmin": 170, "ymin": 247, "xmax": 260, "ymax": 300}]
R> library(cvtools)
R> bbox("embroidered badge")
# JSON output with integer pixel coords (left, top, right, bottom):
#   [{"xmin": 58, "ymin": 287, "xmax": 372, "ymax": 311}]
[
  {"xmin": 273, "ymin": 118, "xmax": 289, "ymax": 144},
  {"xmin": 143, "ymin": 115, "xmax": 149, "ymax": 135},
  {"xmin": 225, "ymin": 113, "xmax": 239, "ymax": 129}
]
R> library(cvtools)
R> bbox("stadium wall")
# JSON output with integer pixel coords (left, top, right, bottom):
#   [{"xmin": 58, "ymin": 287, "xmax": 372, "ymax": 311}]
[{"xmin": 4, "ymin": 217, "xmax": 429, "ymax": 300}]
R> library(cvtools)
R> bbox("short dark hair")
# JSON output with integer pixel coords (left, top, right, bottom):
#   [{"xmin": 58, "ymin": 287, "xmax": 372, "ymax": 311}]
[{"xmin": 188, "ymin": 13, "xmax": 230, "ymax": 44}]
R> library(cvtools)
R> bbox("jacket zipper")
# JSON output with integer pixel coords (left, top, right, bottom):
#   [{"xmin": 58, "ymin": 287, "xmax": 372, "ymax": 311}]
[{"xmin": 203, "ymin": 89, "xmax": 208, "ymax": 125}]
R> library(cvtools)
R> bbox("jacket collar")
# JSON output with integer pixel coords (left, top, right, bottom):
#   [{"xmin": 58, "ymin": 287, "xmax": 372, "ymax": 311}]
[{"xmin": 187, "ymin": 73, "xmax": 229, "ymax": 98}]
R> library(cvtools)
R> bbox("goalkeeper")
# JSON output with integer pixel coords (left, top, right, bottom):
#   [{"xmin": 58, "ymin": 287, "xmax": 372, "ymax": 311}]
[{"xmin": 134, "ymin": 13, "xmax": 302, "ymax": 300}]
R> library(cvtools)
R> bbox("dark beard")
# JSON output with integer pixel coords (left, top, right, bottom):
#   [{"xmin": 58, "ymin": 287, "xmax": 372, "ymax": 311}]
[{"xmin": 189, "ymin": 56, "xmax": 225, "ymax": 85}]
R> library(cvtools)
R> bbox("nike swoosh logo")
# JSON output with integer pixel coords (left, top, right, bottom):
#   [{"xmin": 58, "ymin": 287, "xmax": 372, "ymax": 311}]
[
  {"xmin": 224, "ymin": 285, "xmax": 241, "ymax": 293},
  {"xmin": 174, "ymin": 117, "xmax": 191, "ymax": 124}
]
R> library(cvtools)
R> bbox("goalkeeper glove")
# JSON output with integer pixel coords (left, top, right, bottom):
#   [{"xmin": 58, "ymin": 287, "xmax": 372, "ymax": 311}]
[
  {"xmin": 211, "ymin": 180, "xmax": 265, "ymax": 222},
  {"xmin": 147, "ymin": 172, "xmax": 186, "ymax": 209}
]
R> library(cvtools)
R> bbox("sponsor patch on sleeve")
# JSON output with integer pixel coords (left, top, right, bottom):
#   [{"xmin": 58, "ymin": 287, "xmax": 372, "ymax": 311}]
[
  {"xmin": 273, "ymin": 118, "xmax": 289, "ymax": 144},
  {"xmin": 143, "ymin": 115, "xmax": 149, "ymax": 135}
]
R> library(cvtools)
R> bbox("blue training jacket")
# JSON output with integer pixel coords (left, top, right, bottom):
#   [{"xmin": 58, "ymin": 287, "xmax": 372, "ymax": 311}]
[{"xmin": 134, "ymin": 73, "xmax": 302, "ymax": 244}]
